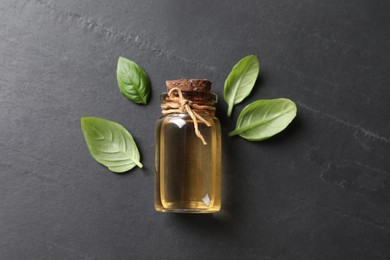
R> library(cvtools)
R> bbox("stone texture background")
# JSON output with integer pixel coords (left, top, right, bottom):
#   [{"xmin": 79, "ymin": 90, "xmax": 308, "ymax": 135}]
[{"xmin": 1, "ymin": 0, "xmax": 389, "ymax": 259}]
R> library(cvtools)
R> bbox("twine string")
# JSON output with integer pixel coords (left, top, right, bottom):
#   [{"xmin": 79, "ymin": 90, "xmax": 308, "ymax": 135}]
[{"xmin": 161, "ymin": 87, "xmax": 214, "ymax": 145}]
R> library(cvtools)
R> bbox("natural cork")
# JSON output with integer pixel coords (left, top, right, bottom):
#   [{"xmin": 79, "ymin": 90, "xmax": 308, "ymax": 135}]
[{"xmin": 166, "ymin": 79, "xmax": 211, "ymax": 92}]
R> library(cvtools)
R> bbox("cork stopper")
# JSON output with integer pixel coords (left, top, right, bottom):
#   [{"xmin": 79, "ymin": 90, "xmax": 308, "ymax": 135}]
[{"xmin": 166, "ymin": 79, "xmax": 211, "ymax": 92}]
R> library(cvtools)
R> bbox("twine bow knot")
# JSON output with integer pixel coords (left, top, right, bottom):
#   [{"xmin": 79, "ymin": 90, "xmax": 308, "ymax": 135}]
[
  {"xmin": 161, "ymin": 87, "xmax": 214, "ymax": 145},
  {"xmin": 179, "ymin": 99, "xmax": 189, "ymax": 107}
]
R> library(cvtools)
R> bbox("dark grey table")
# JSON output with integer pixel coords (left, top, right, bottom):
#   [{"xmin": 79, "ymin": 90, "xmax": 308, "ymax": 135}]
[{"xmin": 1, "ymin": 0, "xmax": 389, "ymax": 259}]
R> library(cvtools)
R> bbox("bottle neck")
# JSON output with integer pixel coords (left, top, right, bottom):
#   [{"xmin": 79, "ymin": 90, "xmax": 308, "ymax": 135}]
[{"xmin": 160, "ymin": 89, "xmax": 217, "ymax": 116}]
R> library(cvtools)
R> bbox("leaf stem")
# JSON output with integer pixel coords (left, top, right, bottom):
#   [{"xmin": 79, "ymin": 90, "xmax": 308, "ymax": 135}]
[
  {"xmin": 229, "ymin": 129, "xmax": 239, "ymax": 136},
  {"xmin": 227, "ymin": 104, "xmax": 233, "ymax": 117},
  {"xmin": 135, "ymin": 160, "xmax": 143, "ymax": 168}
]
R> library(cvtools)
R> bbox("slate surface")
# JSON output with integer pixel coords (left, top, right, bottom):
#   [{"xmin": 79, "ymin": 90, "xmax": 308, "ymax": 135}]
[{"xmin": 1, "ymin": 0, "xmax": 390, "ymax": 259}]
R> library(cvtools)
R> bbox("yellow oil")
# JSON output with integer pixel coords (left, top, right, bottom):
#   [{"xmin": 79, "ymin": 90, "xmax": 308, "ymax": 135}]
[{"xmin": 155, "ymin": 114, "xmax": 221, "ymax": 213}]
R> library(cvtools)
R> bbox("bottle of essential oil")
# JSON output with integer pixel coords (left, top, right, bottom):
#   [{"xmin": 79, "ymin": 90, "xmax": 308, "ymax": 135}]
[{"xmin": 155, "ymin": 79, "xmax": 221, "ymax": 213}]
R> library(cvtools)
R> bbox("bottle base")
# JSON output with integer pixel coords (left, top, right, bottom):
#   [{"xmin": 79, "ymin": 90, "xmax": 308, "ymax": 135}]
[
  {"xmin": 155, "ymin": 208, "xmax": 220, "ymax": 214},
  {"xmin": 155, "ymin": 201, "xmax": 220, "ymax": 214}
]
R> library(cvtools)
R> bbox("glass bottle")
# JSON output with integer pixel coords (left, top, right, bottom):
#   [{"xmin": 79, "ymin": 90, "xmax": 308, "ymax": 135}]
[{"xmin": 155, "ymin": 79, "xmax": 221, "ymax": 213}]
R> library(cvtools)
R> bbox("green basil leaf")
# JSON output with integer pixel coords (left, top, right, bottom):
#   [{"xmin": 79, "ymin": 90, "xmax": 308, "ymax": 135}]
[
  {"xmin": 224, "ymin": 55, "xmax": 260, "ymax": 117},
  {"xmin": 81, "ymin": 117, "xmax": 143, "ymax": 173},
  {"xmin": 116, "ymin": 57, "xmax": 150, "ymax": 105},
  {"xmin": 229, "ymin": 99, "xmax": 297, "ymax": 141}
]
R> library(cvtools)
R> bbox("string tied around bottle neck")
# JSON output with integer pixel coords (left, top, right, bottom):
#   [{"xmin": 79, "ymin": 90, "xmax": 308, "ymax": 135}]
[{"xmin": 161, "ymin": 87, "xmax": 215, "ymax": 145}]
